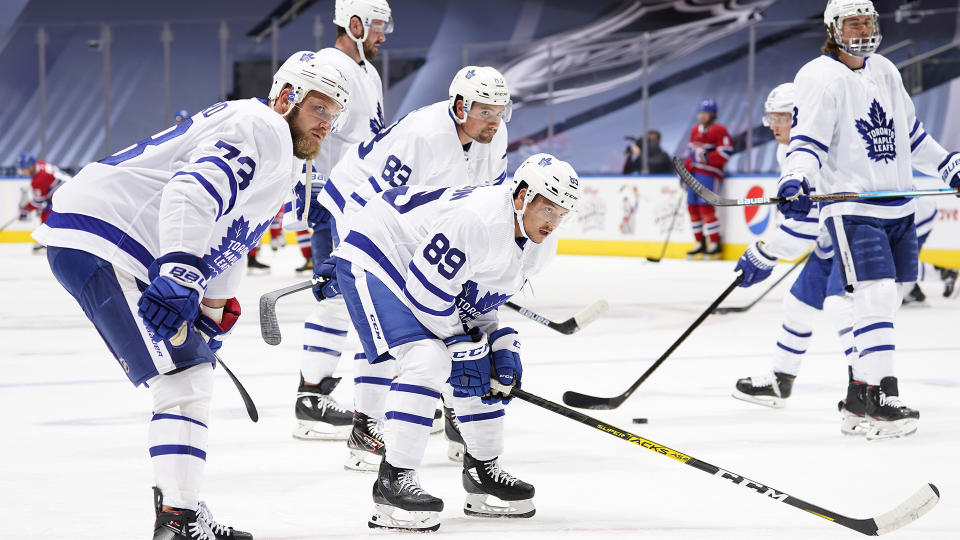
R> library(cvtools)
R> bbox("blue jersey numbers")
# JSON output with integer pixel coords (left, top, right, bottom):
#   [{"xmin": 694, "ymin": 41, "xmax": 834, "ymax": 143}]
[
  {"xmin": 423, "ymin": 233, "xmax": 466, "ymax": 279},
  {"xmin": 382, "ymin": 154, "xmax": 412, "ymax": 187}
]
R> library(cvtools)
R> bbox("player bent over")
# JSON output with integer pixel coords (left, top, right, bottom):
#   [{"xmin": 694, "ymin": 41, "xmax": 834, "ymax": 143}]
[
  {"xmin": 326, "ymin": 154, "xmax": 579, "ymax": 531},
  {"xmin": 32, "ymin": 51, "xmax": 349, "ymax": 539},
  {"xmin": 775, "ymin": 0, "xmax": 960, "ymax": 440}
]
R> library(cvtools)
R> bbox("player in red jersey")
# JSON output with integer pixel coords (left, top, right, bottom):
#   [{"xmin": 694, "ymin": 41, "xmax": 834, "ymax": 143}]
[
  {"xmin": 17, "ymin": 153, "xmax": 70, "ymax": 224},
  {"xmin": 683, "ymin": 99, "xmax": 732, "ymax": 259}
]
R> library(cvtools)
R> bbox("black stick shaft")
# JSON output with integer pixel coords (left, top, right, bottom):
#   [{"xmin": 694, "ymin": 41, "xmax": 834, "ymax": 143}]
[
  {"xmin": 505, "ymin": 301, "xmax": 554, "ymax": 329},
  {"xmin": 716, "ymin": 253, "xmax": 808, "ymax": 314},
  {"xmin": 512, "ymin": 387, "xmax": 876, "ymax": 535},
  {"xmin": 215, "ymin": 354, "xmax": 258, "ymax": 423}
]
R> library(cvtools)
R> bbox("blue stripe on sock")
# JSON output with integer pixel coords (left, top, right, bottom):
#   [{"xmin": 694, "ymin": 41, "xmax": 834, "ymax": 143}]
[
  {"xmin": 853, "ymin": 322, "xmax": 894, "ymax": 337},
  {"xmin": 776, "ymin": 342, "xmax": 805, "ymax": 355},
  {"xmin": 304, "ymin": 322, "xmax": 348, "ymax": 336},
  {"xmin": 859, "ymin": 345, "xmax": 895, "ymax": 357},
  {"xmin": 782, "ymin": 324, "xmax": 812, "ymax": 338},
  {"xmin": 149, "ymin": 445, "xmax": 206, "ymax": 460},
  {"xmin": 458, "ymin": 409, "xmax": 506, "ymax": 423},
  {"xmin": 385, "ymin": 410, "xmax": 434, "ymax": 426},
  {"xmin": 354, "ymin": 376, "xmax": 392, "ymax": 386},
  {"xmin": 303, "ymin": 345, "xmax": 342, "ymax": 356},
  {"xmin": 389, "ymin": 382, "xmax": 441, "ymax": 399},
  {"xmin": 844, "ymin": 347, "xmax": 856, "ymax": 357},
  {"xmin": 151, "ymin": 413, "xmax": 207, "ymax": 429}
]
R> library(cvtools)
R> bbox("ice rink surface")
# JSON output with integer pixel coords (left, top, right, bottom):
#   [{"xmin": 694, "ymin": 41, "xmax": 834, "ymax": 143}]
[{"xmin": 2, "ymin": 243, "xmax": 958, "ymax": 539}]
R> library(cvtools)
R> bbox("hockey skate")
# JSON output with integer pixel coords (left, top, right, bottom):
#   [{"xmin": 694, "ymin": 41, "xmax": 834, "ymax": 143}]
[
  {"xmin": 462, "ymin": 452, "xmax": 535, "ymax": 518},
  {"xmin": 295, "ymin": 258, "xmax": 313, "ymax": 273},
  {"xmin": 732, "ymin": 371, "xmax": 795, "ymax": 408},
  {"xmin": 938, "ymin": 266, "xmax": 958, "ymax": 298},
  {"xmin": 838, "ymin": 378, "xmax": 870, "ymax": 436},
  {"xmin": 864, "ymin": 377, "xmax": 919, "ymax": 441},
  {"xmin": 702, "ymin": 239, "xmax": 722, "ymax": 260},
  {"xmin": 196, "ymin": 501, "xmax": 253, "ymax": 540},
  {"xmin": 369, "ymin": 460, "xmax": 443, "ymax": 532},
  {"xmin": 901, "ymin": 283, "xmax": 927, "ymax": 305},
  {"xmin": 443, "ymin": 405, "xmax": 465, "ymax": 462},
  {"xmin": 292, "ymin": 375, "xmax": 353, "ymax": 441},
  {"xmin": 686, "ymin": 240, "xmax": 706, "ymax": 259},
  {"xmin": 153, "ymin": 487, "xmax": 252, "ymax": 540},
  {"xmin": 246, "ymin": 253, "xmax": 270, "ymax": 274},
  {"xmin": 345, "ymin": 411, "xmax": 385, "ymax": 472}
]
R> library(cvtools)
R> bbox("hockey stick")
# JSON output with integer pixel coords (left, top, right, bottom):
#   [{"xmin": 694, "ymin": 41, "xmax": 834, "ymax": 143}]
[
  {"xmin": 509, "ymin": 385, "xmax": 939, "ymax": 536},
  {"xmin": 646, "ymin": 194, "xmax": 684, "ymax": 263},
  {"xmin": 673, "ymin": 156, "xmax": 958, "ymax": 206},
  {"xmin": 562, "ymin": 274, "xmax": 742, "ymax": 410},
  {"xmin": 714, "ymin": 252, "xmax": 809, "ymax": 315},
  {"xmin": 504, "ymin": 300, "xmax": 610, "ymax": 335},
  {"xmin": 215, "ymin": 353, "xmax": 258, "ymax": 423},
  {"xmin": 0, "ymin": 216, "xmax": 19, "ymax": 232},
  {"xmin": 259, "ymin": 280, "xmax": 313, "ymax": 345}
]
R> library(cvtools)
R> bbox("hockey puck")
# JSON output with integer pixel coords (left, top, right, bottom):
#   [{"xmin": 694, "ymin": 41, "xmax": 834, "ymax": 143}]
[{"xmin": 632, "ymin": 417, "xmax": 648, "ymax": 424}]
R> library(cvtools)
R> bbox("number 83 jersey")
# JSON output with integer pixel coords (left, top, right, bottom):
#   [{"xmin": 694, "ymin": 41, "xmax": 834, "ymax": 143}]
[
  {"xmin": 336, "ymin": 183, "xmax": 556, "ymax": 339},
  {"xmin": 33, "ymin": 98, "xmax": 299, "ymax": 298}
]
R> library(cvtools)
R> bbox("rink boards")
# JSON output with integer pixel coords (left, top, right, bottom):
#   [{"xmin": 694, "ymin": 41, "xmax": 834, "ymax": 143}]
[{"xmin": 3, "ymin": 175, "xmax": 960, "ymax": 266}]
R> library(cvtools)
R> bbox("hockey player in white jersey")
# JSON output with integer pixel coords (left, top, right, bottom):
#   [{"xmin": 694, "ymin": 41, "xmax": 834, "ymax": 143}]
[
  {"xmin": 290, "ymin": 0, "xmax": 393, "ymax": 442},
  {"xmin": 32, "ymin": 51, "xmax": 349, "ymax": 539},
  {"xmin": 326, "ymin": 154, "xmax": 578, "ymax": 531},
  {"xmin": 309, "ymin": 65, "xmax": 510, "ymax": 462},
  {"xmin": 776, "ymin": 0, "xmax": 960, "ymax": 439}
]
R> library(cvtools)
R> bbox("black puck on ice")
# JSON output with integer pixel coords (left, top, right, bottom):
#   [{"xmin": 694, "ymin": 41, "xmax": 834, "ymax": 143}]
[{"xmin": 632, "ymin": 417, "xmax": 648, "ymax": 424}]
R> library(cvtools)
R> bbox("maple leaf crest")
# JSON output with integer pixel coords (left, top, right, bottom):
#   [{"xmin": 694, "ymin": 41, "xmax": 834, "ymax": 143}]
[
  {"xmin": 369, "ymin": 102, "xmax": 386, "ymax": 136},
  {"xmin": 455, "ymin": 280, "xmax": 511, "ymax": 323},
  {"xmin": 854, "ymin": 99, "xmax": 896, "ymax": 163},
  {"xmin": 202, "ymin": 216, "xmax": 272, "ymax": 276}
]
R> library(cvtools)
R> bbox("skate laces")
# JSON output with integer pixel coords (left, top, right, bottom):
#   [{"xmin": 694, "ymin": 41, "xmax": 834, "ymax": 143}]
[
  {"xmin": 197, "ymin": 502, "xmax": 234, "ymax": 536},
  {"xmin": 368, "ymin": 417, "xmax": 385, "ymax": 439},
  {"xmin": 185, "ymin": 513, "xmax": 215, "ymax": 540},
  {"xmin": 750, "ymin": 372, "xmax": 776, "ymax": 389},
  {"xmin": 483, "ymin": 460, "xmax": 518, "ymax": 487},
  {"xmin": 396, "ymin": 470, "xmax": 426, "ymax": 496},
  {"xmin": 879, "ymin": 392, "xmax": 906, "ymax": 409},
  {"xmin": 319, "ymin": 394, "xmax": 350, "ymax": 413}
]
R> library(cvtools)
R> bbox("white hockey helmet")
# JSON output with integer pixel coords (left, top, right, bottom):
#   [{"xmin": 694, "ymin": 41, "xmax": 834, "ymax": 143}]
[
  {"xmin": 334, "ymin": 0, "xmax": 393, "ymax": 62},
  {"xmin": 762, "ymin": 82, "xmax": 795, "ymax": 127},
  {"xmin": 512, "ymin": 153, "xmax": 580, "ymax": 238},
  {"xmin": 824, "ymin": 0, "xmax": 882, "ymax": 57},
  {"xmin": 449, "ymin": 66, "xmax": 512, "ymax": 124},
  {"xmin": 269, "ymin": 51, "xmax": 350, "ymax": 119}
]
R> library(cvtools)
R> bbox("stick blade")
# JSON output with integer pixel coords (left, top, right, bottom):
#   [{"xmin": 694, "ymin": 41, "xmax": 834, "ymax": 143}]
[
  {"xmin": 872, "ymin": 483, "xmax": 939, "ymax": 536},
  {"xmin": 259, "ymin": 293, "xmax": 283, "ymax": 346},
  {"xmin": 673, "ymin": 156, "xmax": 725, "ymax": 206},
  {"xmin": 573, "ymin": 299, "xmax": 610, "ymax": 329},
  {"xmin": 561, "ymin": 390, "xmax": 621, "ymax": 410},
  {"xmin": 713, "ymin": 306, "xmax": 746, "ymax": 315}
]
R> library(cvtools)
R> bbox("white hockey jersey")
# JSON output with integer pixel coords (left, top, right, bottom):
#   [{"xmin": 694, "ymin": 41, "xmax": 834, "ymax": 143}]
[
  {"xmin": 783, "ymin": 53, "xmax": 949, "ymax": 221},
  {"xmin": 336, "ymin": 184, "xmax": 555, "ymax": 339},
  {"xmin": 32, "ymin": 98, "xmax": 299, "ymax": 298},
  {"xmin": 318, "ymin": 101, "xmax": 508, "ymax": 238}
]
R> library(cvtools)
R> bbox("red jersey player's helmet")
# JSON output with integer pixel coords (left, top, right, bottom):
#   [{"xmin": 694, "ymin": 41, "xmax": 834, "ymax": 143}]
[{"xmin": 697, "ymin": 99, "xmax": 718, "ymax": 115}]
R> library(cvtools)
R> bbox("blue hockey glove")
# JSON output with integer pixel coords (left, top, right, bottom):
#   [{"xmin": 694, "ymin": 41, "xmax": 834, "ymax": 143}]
[
  {"xmin": 734, "ymin": 241, "xmax": 778, "ymax": 288},
  {"xmin": 294, "ymin": 181, "xmax": 329, "ymax": 228},
  {"xmin": 139, "ymin": 255, "xmax": 208, "ymax": 342},
  {"xmin": 194, "ymin": 297, "xmax": 241, "ymax": 354},
  {"xmin": 776, "ymin": 173, "xmax": 812, "ymax": 220},
  {"xmin": 938, "ymin": 152, "xmax": 960, "ymax": 196},
  {"xmin": 487, "ymin": 327, "xmax": 522, "ymax": 404},
  {"xmin": 312, "ymin": 256, "xmax": 341, "ymax": 301},
  {"xmin": 446, "ymin": 331, "xmax": 491, "ymax": 399}
]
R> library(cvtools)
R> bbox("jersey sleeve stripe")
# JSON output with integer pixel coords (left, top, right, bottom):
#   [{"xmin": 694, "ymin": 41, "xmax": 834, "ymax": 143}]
[
  {"xmin": 407, "ymin": 261, "xmax": 455, "ymax": 302},
  {"xmin": 366, "ymin": 176, "xmax": 383, "ymax": 193},
  {"xmin": 323, "ymin": 180, "xmax": 346, "ymax": 212},
  {"xmin": 403, "ymin": 287, "xmax": 456, "ymax": 317},
  {"xmin": 786, "ymin": 148, "xmax": 822, "ymax": 169},
  {"xmin": 492, "ymin": 171, "xmax": 507, "ymax": 186},
  {"xmin": 195, "ymin": 156, "xmax": 239, "ymax": 216},
  {"xmin": 171, "ymin": 171, "xmax": 224, "ymax": 219},
  {"xmin": 910, "ymin": 132, "xmax": 927, "ymax": 152},
  {"xmin": 910, "ymin": 118, "xmax": 921, "ymax": 137},
  {"xmin": 44, "ymin": 211, "xmax": 154, "ymax": 269},
  {"xmin": 790, "ymin": 135, "xmax": 829, "ymax": 153},
  {"xmin": 351, "ymin": 192, "xmax": 368, "ymax": 207},
  {"xmin": 344, "ymin": 231, "xmax": 405, "ymax": 288}
]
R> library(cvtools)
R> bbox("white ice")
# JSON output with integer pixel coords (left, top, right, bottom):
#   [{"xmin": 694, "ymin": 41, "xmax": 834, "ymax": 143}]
[{"xmin": 2, "ymin": 243, "xmax": 958, "ymax": 539}]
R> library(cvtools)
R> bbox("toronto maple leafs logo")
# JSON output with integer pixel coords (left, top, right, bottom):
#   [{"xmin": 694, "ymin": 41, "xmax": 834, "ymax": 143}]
[
  {"xmin": 455, "ymin": 280, "xmax": 510, "ymax": 323},
  {"xmin": 369, "ymin": 102, "xmax": 386, "ymax": 136},
  {"xmin": 299, "ymin": 52, "xmax": 316, "ymax": 62},
  {"xmin": 855, "ymin": 100, "xmax": 896, "ymax": 163},
  {"xmin": 538, "ymin": 156, "xmax": 552, "ymax": 167},
  {"xmin": 465, "ymin": 69, "xmax": 476, "ymax": 79},
  {"xmin": 202, "ymin": 216, "xmax": 272, "ymax": 276}
]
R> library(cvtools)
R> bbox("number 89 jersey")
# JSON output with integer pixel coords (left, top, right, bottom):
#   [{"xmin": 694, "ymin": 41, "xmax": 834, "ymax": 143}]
[
  {"xmin": 336, "ymin": 183, "xmax": 556, "ymax": 339},
  {"xmin": 33, "ymin": 98, "xmax": 299, "ymax": 298}
]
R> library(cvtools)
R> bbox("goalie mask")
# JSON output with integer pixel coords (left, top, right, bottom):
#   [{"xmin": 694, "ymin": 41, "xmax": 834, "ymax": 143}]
[
  {"xmin": 512, "ymin": 153, "xmax": 580, "ymax": 240},
  {"xmin": 824, "ymin": 0, "xmax": 882, "ymax": 57},
  {"xmin": 449, "ymin": 66, "xmax": 512, "ymax": 125}
]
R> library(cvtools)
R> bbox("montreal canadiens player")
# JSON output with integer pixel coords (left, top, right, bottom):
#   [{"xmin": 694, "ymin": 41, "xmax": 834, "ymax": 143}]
[
  {"xmin": 32, "ymin": 51, "xmax": 350, "ymax": 539},
  {"xmin": 288, "ymin": 0, "xmax": 393, "ymax": 442},
  {"xmin": 683, "ymin": 99, "xmax": 732, "ymax": 259},
  {"xmin": 775, "ymin": 0, "xmax": 960, "ymax": 440},
  {"xmin": 325, "ymin": 154, "xmax": 578, "ymax": 531},
  {"xmin": 310, "ymin": 65, "xmax": 510, "ymax": 461},
  {"xmin": 16, "ymin": 152, "xmax": 70, "ymax": 226}
]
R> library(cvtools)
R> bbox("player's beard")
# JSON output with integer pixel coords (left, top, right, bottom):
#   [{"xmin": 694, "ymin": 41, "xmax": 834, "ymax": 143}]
[
  {"xmin": 287, "ymin": 107, "xmax": 321, "ymax": 160},
  {"xmin": 468, "ymin": 124, "xmax": 497, "ymax": 144},
  {"xmin": 363, "ymin": 39, "xmax": 379, "ymax": 61}
]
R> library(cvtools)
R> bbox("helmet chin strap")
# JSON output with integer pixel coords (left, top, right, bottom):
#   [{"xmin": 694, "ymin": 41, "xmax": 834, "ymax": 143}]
[{"xmin": 514, "ymin": 196, "xmax": 531, "ymax": 240}]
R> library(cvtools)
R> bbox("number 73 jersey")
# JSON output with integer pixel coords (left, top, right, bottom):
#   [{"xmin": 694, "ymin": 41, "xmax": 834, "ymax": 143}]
[
  {"xmin": 336, "ymin": 183, "xmax": 557, "ymax": 339},
  {"xmin": 33, "ymin": 98, "xmax": 299, "ymax": 297}
]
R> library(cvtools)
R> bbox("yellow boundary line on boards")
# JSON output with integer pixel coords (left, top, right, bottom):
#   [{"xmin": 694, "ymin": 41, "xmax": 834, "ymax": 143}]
[{"xmin": 5, "ymin": 232, "xmax": 960, "ymax": 267}]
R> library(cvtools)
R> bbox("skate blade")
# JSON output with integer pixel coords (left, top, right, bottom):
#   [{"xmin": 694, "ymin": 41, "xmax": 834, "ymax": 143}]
[
  {"xmin": 446, "ymin": 441, "xmax": 465, "ymax": 463},
  {"xmin": 463, "ymin": 493, "xmax": 535, "ymax": 518},
  {"xmin": 369, "ymin": 504, "xmax": 440, "ymax": 531},
  {"xmin": 292, "ymin": 421, "xmax": 352, "ymax": 441},
  {"xmin": 344, "ymin": 449, "xmax": 382, "ymax": 472},
  {"xmin": 866, "ymin": 418, "xmax": 919, "ymax": 441},
  {"xmin": 731, "ymin": 390, "xmax": 785, "ymax": 409},
  {"xmin": 839, "ymin": 410, "xmax": 870, "ymax": 436}
]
